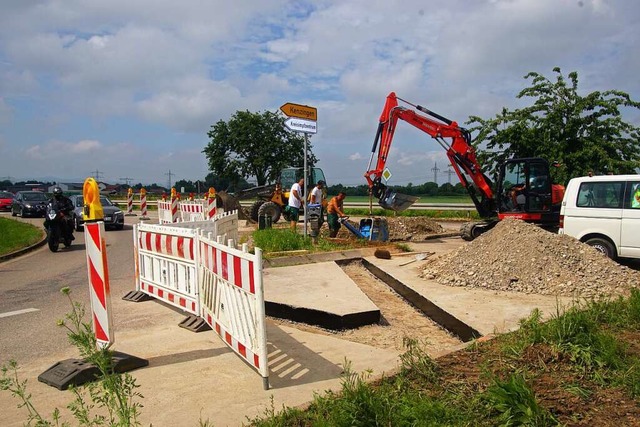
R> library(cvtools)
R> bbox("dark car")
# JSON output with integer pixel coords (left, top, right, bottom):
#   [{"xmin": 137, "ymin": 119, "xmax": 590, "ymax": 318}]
[
  {"xmin": 69, "ymin": 194, "xmax": 124, "ymax": 231},
  {"xmin": 11, "ymin": 191, "xmax": 48, "ymax": 217},
  {"xmin": 0, "ymin": 191, "xmax": 14, "ymax": 212}
]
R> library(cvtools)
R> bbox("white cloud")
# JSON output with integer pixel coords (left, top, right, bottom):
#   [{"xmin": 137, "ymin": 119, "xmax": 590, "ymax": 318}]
[{"xmin": 349, "ymin": 152, "xmax": 364, "ymax": 161}]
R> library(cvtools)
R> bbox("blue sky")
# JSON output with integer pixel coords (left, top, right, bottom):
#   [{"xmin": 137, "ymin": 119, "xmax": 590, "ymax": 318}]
[{"xmin": 1, "ymin": 0, "xmax": 638, "ymax": 187}]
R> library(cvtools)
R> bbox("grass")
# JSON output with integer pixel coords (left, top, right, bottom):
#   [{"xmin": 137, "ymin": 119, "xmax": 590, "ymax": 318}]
[
  {"xmin": 248, "ymin": 291, "xmax": 640, "ymax": 426},
  {"xmin": 329, "ymin": 195, "xmax": 473, "ymax": 204},
  {"xmin": 343, "ymin": 207, "xmax": 479, "ymax": 220},
  {"xmin": 0, "ymin": 217, "xmax": 43, "ymax": 256},
  {"xmin": 252, "ymin": 228, "xmax": 362, "ymax": 254}
]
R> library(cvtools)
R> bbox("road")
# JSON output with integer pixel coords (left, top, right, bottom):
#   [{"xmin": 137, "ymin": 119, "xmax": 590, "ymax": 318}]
[{"xmin": 0, "ymin": 212, "xmax": 138, "ymax": 364}]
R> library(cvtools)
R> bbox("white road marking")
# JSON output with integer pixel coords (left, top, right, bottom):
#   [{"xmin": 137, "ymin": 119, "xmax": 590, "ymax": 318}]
[{"xmin": 0, "ymin": 308, "xmax": 40, "ymax": 318}]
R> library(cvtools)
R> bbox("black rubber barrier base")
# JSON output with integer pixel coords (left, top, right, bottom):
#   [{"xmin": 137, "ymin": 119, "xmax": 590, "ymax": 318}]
[
  {"xmin": 38, "ymin": 351, "xmax": 149, "ymax": 390},
  {"xmin": 179, "ymin": 315, "xmax": 212, "ymax": 333},
  {"xmin": 122, "ymin": 290, "xmax": 152, "ymax": 302}
]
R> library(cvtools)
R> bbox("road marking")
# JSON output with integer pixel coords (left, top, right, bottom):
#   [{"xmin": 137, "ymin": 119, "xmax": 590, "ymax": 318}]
[{"xmin": 0, "ymin": 308, "xmax": 40, "ymax": 318}]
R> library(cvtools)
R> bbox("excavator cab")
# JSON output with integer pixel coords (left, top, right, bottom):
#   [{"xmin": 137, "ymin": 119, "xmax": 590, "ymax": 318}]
[{"xmin": 496, "ymin": 158, "xmax": 564, "ymax": 227}]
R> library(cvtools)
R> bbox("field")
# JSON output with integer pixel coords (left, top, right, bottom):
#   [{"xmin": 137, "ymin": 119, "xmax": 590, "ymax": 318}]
[{"xmin": 329, "ymin": 195, "xmax": 472, "ymax": 204}]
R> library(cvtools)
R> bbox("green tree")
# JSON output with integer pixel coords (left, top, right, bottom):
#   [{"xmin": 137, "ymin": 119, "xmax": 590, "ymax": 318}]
[
  {"xmin": 468, "ymin": 67, "xmax": 640, "ymax": 184},
  {"xmin": 203, "ymin": 110, "xmax": 317, "ymax": 187}
]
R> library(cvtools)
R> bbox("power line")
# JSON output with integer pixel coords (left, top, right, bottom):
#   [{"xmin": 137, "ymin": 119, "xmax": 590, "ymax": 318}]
[
  {"xmin": 431, "ymin": 162, "xmax": 440, "ymax": 184},
  {"xmin": 165, "ymin": 170, "xmax": 176, "ymax": 189},
  {"xmin": 91, "ymin": 170, "xmax": 104, "ymax": 181},
  {"xmin": 120, "ymin": 177, "xmax": 134, "ymax": 186}
]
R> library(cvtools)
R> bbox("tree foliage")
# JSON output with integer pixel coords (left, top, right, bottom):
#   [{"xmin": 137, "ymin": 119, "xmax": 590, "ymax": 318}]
[
  {"xmin": 468, "ymin": 67, "xmax": 640, "ymax": 184},
  {"xmin": 203, "ymin": 110, "xmax": 317, "ymax": 188}
]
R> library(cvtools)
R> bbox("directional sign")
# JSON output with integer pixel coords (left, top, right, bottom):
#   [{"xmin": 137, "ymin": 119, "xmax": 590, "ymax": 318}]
[
  {"xmin": 284, "ymin": 117, "xmax": 318, "ymax": 134},
  {"xmin": 382, "ymin": 168, "xmax": 392, "ymax": 182},
  {"xmin": 280, "ymin": 103, "xmax": 317, "ymax": 121}
]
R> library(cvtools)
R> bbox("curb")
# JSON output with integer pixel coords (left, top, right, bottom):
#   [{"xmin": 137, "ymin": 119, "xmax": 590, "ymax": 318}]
[{"xmin": 0, "ymin": 231, "xmax": 47, "ymax": 263}]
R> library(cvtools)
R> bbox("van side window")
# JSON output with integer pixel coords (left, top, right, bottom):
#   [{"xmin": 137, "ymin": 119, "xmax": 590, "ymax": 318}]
[
  {"xmin": 631, "ymin": 182, "xmax": 640, "ymax": 209},
  {"xmin": 576, "ymin": 182, "xmax": 624, "ymax": 208}
]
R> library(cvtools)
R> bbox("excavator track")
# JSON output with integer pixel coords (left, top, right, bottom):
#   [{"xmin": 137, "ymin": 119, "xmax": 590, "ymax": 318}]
[{"xmin": 460, "ymin": 220, "xmax": 498, "ymax": 241}]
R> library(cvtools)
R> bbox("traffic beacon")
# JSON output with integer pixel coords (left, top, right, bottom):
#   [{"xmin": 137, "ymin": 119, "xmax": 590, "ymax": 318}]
[{"xmin": 38, "ymin": 177, "xmax": 148, "ymax": 390}]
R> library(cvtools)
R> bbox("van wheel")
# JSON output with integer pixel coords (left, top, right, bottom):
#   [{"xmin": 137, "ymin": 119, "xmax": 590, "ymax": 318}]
[{"xmin": 585, "ymin": 237, "xmax": 616, "ymax": 259}]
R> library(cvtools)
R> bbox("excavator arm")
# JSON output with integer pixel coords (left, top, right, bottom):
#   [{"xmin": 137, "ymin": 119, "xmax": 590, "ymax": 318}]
[{"xmin": 364, "ymin": 92, "xmax": 496, "ymax": 218}]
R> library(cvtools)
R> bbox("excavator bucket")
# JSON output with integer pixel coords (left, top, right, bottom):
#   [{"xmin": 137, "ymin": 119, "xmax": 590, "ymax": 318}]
[{"xmin": 378, "ymin": 189, "xmax": 419, "ymax": 212}]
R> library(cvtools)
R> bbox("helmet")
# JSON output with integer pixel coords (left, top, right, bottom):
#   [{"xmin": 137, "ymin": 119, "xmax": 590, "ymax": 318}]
[{"xmin": 53, "ymin": 187, "xmax": 63, "ymax": 198}]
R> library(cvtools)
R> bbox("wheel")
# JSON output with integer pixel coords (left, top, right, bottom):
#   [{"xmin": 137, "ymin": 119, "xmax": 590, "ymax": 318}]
[
  {"xmin": 74, "ymin": 215, "xmax": 83, "ymax": 231},
  {"xmin": 64, "ymin": 238, "xmax": 72, "ymax": 247},
  {"xmin": 115, "ymin": 223, "xmax": 124, "ymax": 230},
  {"xmin": 584, "ymin": 237, "xmax": 616, "ymax": 259},
  {"xmin": 47, "ymin": 229, "xmax": 59, "ymax": 252},
  {"xmin": 250, "ymin": 200, "xmax": 265, "ymax": 222},
  {"xmin": 257, "ymin": 201, "xmax": 282, "ymax": 224}
]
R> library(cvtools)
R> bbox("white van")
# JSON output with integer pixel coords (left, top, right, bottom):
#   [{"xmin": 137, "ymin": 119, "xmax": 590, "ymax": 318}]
[{"xmin": 559, "ymin": 174, "xmax": 640, "ymax": 260}]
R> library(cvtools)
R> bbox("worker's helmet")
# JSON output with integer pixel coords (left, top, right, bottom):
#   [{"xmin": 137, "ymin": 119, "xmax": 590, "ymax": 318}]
[{"xmin": 52, "ymin": 187, "xmax": 63, "ymax": 199}]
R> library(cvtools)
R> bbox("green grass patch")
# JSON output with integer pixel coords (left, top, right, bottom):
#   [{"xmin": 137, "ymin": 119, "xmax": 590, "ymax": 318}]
[
  {"xmin": 329, "ymin": 195, "xmax": 473, "ymax": 204},
  {"xmin": 248, "ymin": 292, "xmax": 640, "ymax": 426},
  {"xmin": 252, "ymin": 228, "xmax": 360, "ymax": 254},
  {"xmin": 0, "ymin": 218, "xmax": 43, "ymax": 256}
]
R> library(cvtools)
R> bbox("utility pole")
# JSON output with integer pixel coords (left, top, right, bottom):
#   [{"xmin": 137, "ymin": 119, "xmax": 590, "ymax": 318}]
[
  {"xmin": 120, "ymin": 177, "xmax": 134, "ymax": 187},
  {"xmin": 446, "ymin": 165, "xmax": 455, "ymax": 184},
  {"xmin": 165, "ymin": 170, "xmax": 175, "ymax": 189},
  {"xmin": 92, "ymin": 170, "xmax": 104, "ymax": 182},
  {"xmin": 431, "ymin": 162, "xmax": 440, "ymax": 184}
]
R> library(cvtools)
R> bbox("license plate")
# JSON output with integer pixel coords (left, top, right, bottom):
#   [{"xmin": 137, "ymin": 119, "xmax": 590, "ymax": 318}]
[{"xmin": 105, "ymin": 216, "xmax": 112, "ymax": 221}]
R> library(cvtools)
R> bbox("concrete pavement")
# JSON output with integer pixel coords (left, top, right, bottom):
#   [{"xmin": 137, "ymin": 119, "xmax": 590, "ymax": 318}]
[{"xmin": 2, "ymin": 217, "xmax": 575, "ymax": 426}]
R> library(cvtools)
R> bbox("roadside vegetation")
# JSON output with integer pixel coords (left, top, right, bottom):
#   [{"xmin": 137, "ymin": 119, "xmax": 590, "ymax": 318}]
[
  {"xmin": 0, "ymin": 217, "xmax": 43, "ymax": 257},
  {"xmin": 252, "ymin": 228, "xmax": 366, "ymax": 254},
  {"xmin": 248, "ymin": 290, "xmax": 640, "ymax": 426},
  {"xmin": 343, "ymin": 208, "xmax": 479, "ymax": 220}
]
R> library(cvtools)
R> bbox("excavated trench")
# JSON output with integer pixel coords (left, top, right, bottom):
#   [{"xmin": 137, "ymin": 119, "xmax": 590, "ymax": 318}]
[{"xmin": 269, "ymin": 258, "xmax": 476, "ymax": 354}]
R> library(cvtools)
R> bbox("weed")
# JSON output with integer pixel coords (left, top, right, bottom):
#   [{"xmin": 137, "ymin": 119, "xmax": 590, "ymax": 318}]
[
  {"xmin": 394, "ymin": 243, "xmax": 413, "ymax": 252},
  {"xmin": 399, "ymin": 338, "xmax": 439, "ymax": 383},
  {"xmin": 482, "ymin": 372, "xmax": 559, "ymax": 426},
  {"xmin": 1, "ymin": 287, "xmax": 144, "ymax": 426}
]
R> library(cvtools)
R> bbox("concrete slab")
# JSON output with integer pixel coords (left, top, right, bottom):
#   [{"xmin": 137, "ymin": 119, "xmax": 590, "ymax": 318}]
[
  {"xmin": 2, "ymin": 307, "xmax": 399, "ymax": 427},
  {"xmin": 263, "ymin": 262, "xmax": 380, "ymax": 329}
]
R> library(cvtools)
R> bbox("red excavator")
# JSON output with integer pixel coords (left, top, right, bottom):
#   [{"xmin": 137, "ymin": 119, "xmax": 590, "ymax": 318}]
[{"xmin": 364, "ymin": 92, "xmax": 565, "ymax": 240}]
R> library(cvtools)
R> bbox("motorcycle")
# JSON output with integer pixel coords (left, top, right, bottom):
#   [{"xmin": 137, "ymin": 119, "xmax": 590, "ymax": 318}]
[{"xmin": 44, "ymin": 200, "xmax": 74, "ymax": 252}]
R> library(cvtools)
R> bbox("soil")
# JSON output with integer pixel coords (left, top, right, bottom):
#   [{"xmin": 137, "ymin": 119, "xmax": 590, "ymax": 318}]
[
  {"xmin": 422, "ymin": 218, "xmax": 640, "ymax": 298},
  {"xmin": 270, "ymin": 261, "xmax": 461, "ymax": 356},
  {"xmin": 330, "ymin": 216, "xmax": 446, "ymax": 241}
]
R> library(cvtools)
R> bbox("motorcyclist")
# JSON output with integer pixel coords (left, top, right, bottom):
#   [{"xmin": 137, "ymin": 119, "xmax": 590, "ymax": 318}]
[{"xmin": 50, "ymin": 186, "xmax": 75, "ymax": 241}]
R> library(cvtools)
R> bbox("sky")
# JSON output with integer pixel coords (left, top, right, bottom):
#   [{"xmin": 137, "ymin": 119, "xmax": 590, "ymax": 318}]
[{"xmin": 0, "ymin": 0, "xmax": 639, "ymax": 187}]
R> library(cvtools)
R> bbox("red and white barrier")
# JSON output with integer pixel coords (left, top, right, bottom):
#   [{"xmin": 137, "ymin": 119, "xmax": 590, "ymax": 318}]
[
  {"xmin": 207, "ymin": 196, "xmax": 217, "ymax": 219},
  {"xmin": 171, "ymin": 195, "xmax": 179, "ymax": 223},
  {"xmin": 85, "ymin": 221, "xmax": 114, "ymax": 349},
  {"xmin": 199, "ymin": 237, "xmax": 268, "ymax": 387},
  {"xmin": 134, "ymin": 223, "xmax": 201, "ymax": 315},
  {"xmin": 180, "ymin": 201, "xmax": 205, "ymax": 222},
  {"xmin": 130, "ymin": 209, "xmax": 268, "ymax": 387},
  {"xmin": 158, "ymin": 200, "xmax": 173, "ymax": 224},
  {"xmin": 140, "ymin": 189, "xmax": 149, "ymax": 220}
]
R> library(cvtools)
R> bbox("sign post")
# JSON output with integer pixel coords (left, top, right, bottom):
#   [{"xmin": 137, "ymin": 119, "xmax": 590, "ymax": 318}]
[{"xmin": 281, "ymin": 103, "xmax": 318, "ymax": 239}]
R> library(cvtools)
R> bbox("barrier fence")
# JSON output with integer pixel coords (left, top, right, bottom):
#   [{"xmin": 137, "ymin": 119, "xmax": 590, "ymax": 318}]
[
  {"xmin": 157, "ymin": 199, "xmax": 221, "ymax": 224},
  {"xmin": 130, "ymin": 210, "xmax": 268, "ymax": 387}
]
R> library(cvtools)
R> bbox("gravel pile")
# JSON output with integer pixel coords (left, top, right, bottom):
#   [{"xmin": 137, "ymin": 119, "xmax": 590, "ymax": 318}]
[
  {"xmin": 421, "ymin": 218, "xmax": 639, "ymax": 298},
  {"xmin": 386, "ymin": 217, "xmax": 445, "ymax": 241}
]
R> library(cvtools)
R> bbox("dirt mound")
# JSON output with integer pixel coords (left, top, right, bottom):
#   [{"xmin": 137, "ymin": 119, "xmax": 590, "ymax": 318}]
[
  {"xmin": 386, "ymin": 217, "xmax": 445, "ymax": 241},
  {"xmin": 422, "ymin": 218, "xmax": 639, "ymax": 298}
]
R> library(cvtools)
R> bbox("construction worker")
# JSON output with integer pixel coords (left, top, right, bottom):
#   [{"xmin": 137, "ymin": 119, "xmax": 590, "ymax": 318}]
[
  {"xmin": 326, "ymin": 192, "xmax": 347, "ymax": 238},
  {"xmin": 309, "ymin": 180, "xmax": 325, "ymax": 205},
  {"xmin": 288, "ymin": 177, "xmax": 304, "ymax": 231}
]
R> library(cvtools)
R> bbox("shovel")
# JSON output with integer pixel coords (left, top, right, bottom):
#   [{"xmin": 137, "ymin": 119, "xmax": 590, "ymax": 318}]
[{"xmin": 399, "ymin": 252, "xmax": 430, "ymax": 266}]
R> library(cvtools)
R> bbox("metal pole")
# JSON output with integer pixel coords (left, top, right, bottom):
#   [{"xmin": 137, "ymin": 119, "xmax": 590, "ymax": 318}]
[{"xmin": 303, "ymin": 134, "xmax": 308, "ymax": 238}]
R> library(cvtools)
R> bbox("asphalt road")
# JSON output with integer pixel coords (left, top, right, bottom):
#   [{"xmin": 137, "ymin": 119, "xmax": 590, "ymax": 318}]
[{"xmin": 0, "ymin": 212, "xmax": 139, "ymax": 365}]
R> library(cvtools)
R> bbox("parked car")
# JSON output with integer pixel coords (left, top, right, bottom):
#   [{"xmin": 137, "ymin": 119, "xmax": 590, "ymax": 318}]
[
  {"xmin": 0, "ymin": 191, "xmax": 14, "ymax": 212},
  {"xmin": 69, "ymin": 194, "xmax": 125, "ymax": 231},
  {"xmin": 559, "ymin": 174, "xmax": 640, "ymax": 260},
  {"xmin": 11, "ymin": 191, "xmax": 48, "ymax": 217}
]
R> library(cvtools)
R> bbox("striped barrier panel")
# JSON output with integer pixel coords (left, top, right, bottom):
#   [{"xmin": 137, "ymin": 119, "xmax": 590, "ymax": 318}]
[
  {"xmin": 134, "ymin": 224, "xmax": 201, "ymax": 315},
  {"xmin": 171, "ymin": 196, "xmax": 179, "ymax": 223},
  {"xmin": 207, "ymin": 196, "xmax": 217, "ymax": 219},
  {"xmin": 180, "ymin": 200, "xmax": 205, "ymax": 222},
  {"xmin": 157, "ymin": 200, "xmax": 174, "ymax": 224},
  {"xmin": 199, "ymin": 236, "xmax": 269, "ymax": 389},
  {"xmin": 85, "ymin": 221, "xmax": 114, "ymax": 349}
]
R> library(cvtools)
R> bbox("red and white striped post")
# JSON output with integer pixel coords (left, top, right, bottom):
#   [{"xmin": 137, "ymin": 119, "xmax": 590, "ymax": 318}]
[
  {"xmin": 207, "ymin": 186, "xmax": 217, "ymax": 219},
  {"xmin": 170, "ymin": 187, "xmax": 179, "ymax": 223},
  {"xmin": 82, "ymin": 178, "xmax": 114, "ymax": 349},
  {"xmin": 125, "ymin": 187, "xmax": 136, "ymax": 216},
  {"xmin": 140, "ymin": 187, "xmax": 149, "ymax": 220}
]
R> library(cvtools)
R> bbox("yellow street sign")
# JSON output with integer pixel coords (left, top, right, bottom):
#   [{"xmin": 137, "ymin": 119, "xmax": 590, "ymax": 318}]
[{"xmin": 280, "ymin": 103, "xmax": 317, "ymax": 121}]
